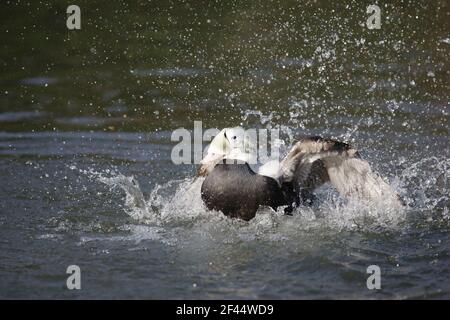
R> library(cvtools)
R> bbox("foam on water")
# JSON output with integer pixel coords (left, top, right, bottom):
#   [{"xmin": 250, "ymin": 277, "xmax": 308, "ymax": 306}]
[{"xmin": 74, "ymin": 154, "xmax": 448, "ymax": 249}]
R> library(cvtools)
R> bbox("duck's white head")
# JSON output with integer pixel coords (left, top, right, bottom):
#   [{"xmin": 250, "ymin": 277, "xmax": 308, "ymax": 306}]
[{"xmin": 197, "ymin": 127, "xmax": 257, "ymax": 176}]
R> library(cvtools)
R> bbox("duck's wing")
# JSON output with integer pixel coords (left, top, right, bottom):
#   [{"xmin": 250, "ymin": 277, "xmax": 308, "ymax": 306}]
[{"xmin": 280, "ymin": 136, "xmax": 403, "ymax": 204}]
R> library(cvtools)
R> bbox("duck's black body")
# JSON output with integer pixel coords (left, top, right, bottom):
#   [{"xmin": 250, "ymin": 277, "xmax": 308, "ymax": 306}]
[
  {"xmin": 201, "ymin": 163, "xmax": 296, "ymax": 221},
  {"xmin": 199, "ymin": 135, "xmax": 402, "ymax": 220}
]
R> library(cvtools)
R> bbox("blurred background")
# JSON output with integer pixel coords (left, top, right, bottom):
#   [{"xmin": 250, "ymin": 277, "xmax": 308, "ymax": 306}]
[
  {"xmin": 1, "ymin": 0, "xmax": 448, "ymax": 133},
  {"xmin": 0, "ymin": 0, "xmax": 448, "ymax": 299}
]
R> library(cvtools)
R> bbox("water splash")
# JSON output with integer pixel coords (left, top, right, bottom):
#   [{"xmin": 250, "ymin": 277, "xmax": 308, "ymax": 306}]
[
  {"xmin": 398, "ymin": 157, "xmax": 449, "ymax": 217},
  {"xmin": 73, "ymin": 153, "xmax": 448, "ymax": 247},
  {"xmin": 99, "ymin": 174, "xmax": 149, "ymax": 221}
]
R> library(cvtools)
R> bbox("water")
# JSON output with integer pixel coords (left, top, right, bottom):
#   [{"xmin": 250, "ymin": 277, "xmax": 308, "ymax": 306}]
[{"xmin": 0, "ymin": 1, "xmax": 449, "ymax": 299}]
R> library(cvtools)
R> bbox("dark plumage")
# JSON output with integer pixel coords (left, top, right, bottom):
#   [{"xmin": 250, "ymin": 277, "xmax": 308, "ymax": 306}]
[
  {"xmin": 198, "ymin": 132, "xmax": 403, "ymax": 220},
  {"xmin": 201, "ymin": 163, "xmax": 295, "ymax": 220}
]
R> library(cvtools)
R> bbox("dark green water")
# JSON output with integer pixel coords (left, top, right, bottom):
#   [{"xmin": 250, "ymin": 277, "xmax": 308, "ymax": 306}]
[{"xmin": 0, "ymin": 0, "xmax": 449, "ymax": 299}]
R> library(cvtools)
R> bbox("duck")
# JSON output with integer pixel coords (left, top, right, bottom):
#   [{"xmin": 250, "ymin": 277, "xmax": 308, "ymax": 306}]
[{"xmin": 197, "ymin": 127, "xmax": 403, "ymax": 221}]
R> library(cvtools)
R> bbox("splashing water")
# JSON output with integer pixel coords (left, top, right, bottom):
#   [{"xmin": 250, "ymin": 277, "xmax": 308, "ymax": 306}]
[
  {"xmin": 399, "ymin": 157, "xmax": 449, "ymax": 217},
  {"xmin": 75, "ymin": 155, "xmax": 448, "ymax": 245}
]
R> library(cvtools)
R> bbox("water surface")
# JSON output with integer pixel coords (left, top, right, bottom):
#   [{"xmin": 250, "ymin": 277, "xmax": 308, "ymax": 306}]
[{"xmin": 0, "ymin": 0, "xmax": 449, "ymax": 299}]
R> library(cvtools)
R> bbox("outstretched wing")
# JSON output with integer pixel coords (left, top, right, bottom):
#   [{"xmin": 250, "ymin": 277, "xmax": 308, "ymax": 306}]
[{"xmin": 280, "ymin": 137, "xmax": 403, "ymax": 205}]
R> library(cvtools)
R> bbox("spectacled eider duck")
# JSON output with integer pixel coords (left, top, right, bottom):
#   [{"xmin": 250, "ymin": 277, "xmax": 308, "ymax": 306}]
[{"xmin": 198, "ymin": 127, "xmax": 403, "ymax": 221}]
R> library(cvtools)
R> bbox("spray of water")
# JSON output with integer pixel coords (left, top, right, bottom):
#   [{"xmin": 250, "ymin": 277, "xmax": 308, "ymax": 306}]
[
  {"xmin": 71, "ymin": 108, "xmax": 448, "ymax": 244},
  {"xmin": 74, "ymin": 154, "xmax": 447, "ymax": 237}
]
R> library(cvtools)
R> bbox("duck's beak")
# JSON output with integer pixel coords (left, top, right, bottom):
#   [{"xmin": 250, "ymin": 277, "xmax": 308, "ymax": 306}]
[
  {"xmin": 197, "ymin": 129, "xmax": 230, "ymax": 176},
  {"xmin": 197, "ymin": 152, "xmax": 225, "ymax": 176}
]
